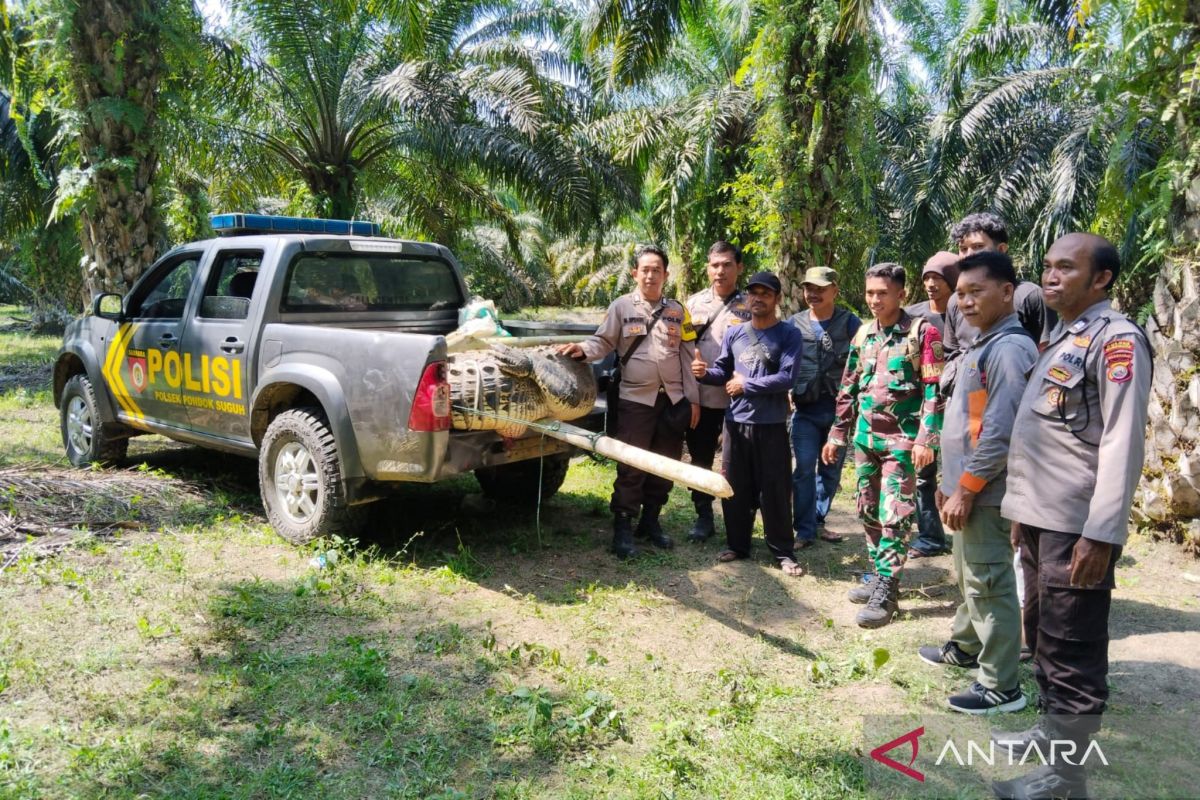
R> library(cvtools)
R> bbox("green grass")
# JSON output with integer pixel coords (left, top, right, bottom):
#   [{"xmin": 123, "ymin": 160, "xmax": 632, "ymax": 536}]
[{"xmin": 2, "ymin": 314, "xmax": 1198, "ymax": 798}]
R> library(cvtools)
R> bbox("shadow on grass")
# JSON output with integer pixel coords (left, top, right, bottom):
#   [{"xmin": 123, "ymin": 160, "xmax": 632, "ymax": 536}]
[
  {"xmin": 67, "ymin": 577, "xmax": 550, "ymax": 799},
  {"xmin": 348, "ymin": 476, "xmax": 826, "ymax": 662}
]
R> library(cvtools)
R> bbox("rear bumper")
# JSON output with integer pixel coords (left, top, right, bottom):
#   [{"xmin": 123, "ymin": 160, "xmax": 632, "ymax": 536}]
[{"xmin": 438, "ymin": 407, "xmax": 605, "ymax": 478}]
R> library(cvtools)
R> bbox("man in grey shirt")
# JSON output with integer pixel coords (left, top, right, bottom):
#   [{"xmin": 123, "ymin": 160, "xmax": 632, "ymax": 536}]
[
  {"xmin": 916, "ymin": 251, "xmax": 1037, "ymax": 715},
  {"xmin": 991, "ymin": 234, "xmax": 1152, "ymax": 800}
]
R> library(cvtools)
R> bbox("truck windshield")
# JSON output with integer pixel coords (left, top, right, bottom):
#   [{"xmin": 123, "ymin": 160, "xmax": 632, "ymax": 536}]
[{"xmin": 282, "ymin": 253, "xmax": 463, "ymax": 313}]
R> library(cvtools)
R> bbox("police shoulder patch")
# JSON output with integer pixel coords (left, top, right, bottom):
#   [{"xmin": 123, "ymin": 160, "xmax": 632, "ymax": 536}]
[{"xmin": 1103, "ymin": 337, "xmax": 1135, "ymax": 384}]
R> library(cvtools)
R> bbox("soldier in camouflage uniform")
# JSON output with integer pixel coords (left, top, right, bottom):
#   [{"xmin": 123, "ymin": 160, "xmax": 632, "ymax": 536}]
[{"xmin": 822, "ymin": 262, "xmax": 944, "ymax": 628}]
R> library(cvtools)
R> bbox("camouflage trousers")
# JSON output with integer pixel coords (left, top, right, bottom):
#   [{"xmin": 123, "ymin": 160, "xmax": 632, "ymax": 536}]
[{"xmin": 853, "ymin": 444, "xmax": 917, "ymax": 578}]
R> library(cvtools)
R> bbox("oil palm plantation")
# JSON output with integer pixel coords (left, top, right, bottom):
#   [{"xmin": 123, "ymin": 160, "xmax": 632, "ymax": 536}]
[
  {"xmin": 587, "ymin": 0, "xmax": 759, "ymax": 289},
  {"xmin": 204, "ymin": 0, "xmax": 633, "ymax": 261}
]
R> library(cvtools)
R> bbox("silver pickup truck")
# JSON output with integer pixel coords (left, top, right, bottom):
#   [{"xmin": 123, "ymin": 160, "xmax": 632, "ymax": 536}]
[{"xmin": 54, "ymin": 214, "xmax": 601, "ymax": 543}]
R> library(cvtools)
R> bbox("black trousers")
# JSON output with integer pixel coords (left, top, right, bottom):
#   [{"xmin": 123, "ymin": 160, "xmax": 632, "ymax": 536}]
[
  {"xmin": 1019, "ymin": 524, "xmax": 1041, "ymax": 656},
  {"xmin": 684, "ymin": 406, "xmax": 726, "ymax": 510},
  {"xmin": 720, "ymin": 420, "xmax": 794, "ymax": 563},
  {"xmin": 1021, "ymin": 524, "xmax": 1120, "ymax": 736},
  {"xmin": 610, "ymin": 394, "xmax": 687, "ymax": 516}
]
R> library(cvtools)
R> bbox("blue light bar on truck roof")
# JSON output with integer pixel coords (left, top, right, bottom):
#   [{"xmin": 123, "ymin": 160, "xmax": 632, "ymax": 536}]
[{"xmin": 210, "ymin": 213, "xmax": 381, "ymax": 237}]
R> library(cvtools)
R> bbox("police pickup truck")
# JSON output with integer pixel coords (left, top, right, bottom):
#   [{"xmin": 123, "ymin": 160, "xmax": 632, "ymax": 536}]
[{"xmin": 54, "ymin": 214, "xmax": 598, "ymax": 543}]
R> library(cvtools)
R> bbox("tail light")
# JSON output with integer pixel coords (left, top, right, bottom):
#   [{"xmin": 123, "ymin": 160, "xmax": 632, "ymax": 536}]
[{"xmin": 408, "ymin": 361, "xmax": 451, "ymax": 432}]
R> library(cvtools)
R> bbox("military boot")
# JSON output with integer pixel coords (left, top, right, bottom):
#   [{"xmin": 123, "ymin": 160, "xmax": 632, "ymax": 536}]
[
  {"xmin": 635, "ymin": 504, "xmax": 674, "ymax": 549},
  {"xmin": 848, "ymin": 573, "xmax": 879, "ymax": 604},
  {"xmin": 612, "ymin": 513, "xmax": 639, "ymax": 560},
  {"xmin": 856, "ymin": 573, "xmax": 900, "ymax": 628},
  {"xmin": 992, "ymin": 764, "xmax": 1088, "ymax": 799},
  {"xmin": 687, "ymin": 504, "xmax": 716, "ymax": 543}
]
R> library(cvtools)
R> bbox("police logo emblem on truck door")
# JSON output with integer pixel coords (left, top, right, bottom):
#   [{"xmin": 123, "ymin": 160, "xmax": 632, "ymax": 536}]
[{"xmin": 128, "ymin": 352, "xmax": 148, "ymax": 392}]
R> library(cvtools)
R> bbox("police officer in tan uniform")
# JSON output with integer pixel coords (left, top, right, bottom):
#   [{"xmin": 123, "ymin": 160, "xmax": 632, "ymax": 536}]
[
  {"xmin": 684, "ymin": 241, "xmax": 751, "ymax": 542},
  {"xmin": 560, "ymin": 245, "xmax": 700, "ymax": 559},
  {"xmin": 991, "ymin": 233, "xmax": 1151, "ymax": 800}
]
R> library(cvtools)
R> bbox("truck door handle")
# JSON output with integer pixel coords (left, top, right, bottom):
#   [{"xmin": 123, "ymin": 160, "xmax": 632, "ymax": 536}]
[
  {"xmin": 157, "ymin": 333, "xmax": 177, "ymax": 348},
  {"xmin": 221, "ymin": 337, "xmax": 245, "ymax": 354}
]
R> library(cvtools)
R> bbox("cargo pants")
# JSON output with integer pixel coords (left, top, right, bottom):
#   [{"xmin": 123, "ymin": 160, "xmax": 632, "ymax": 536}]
[
  {"xmin": 853, "ymin": 444, "xmax": 916, "ymax": 578},
  {"xmin": 949, "ymin": 505, "xmax": 1021, "ymax": 691}
]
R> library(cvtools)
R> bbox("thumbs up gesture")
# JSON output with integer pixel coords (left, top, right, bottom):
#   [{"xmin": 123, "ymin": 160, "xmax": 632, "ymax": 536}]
[{"xmin": 691, "ymin": 350, "xmax": 707, "ymax": 378}]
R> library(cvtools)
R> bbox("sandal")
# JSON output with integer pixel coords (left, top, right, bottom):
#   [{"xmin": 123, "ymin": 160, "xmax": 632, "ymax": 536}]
[
  {"xmin": 818, "ymin": 529, "xmax": 845, "ymax": 543},
  {"xmin": 779, "ymin": 557, "xmax": 805, "ymax": 577},
  {"xmin": 717, "ymin": 549, "xmax": 746, "ymax": 563}
]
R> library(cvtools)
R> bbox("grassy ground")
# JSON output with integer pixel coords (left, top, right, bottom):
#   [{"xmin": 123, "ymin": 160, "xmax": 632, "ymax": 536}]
[{"xmin": 1, "ymin": 310, "xmax": 1198, "ymax": 799}]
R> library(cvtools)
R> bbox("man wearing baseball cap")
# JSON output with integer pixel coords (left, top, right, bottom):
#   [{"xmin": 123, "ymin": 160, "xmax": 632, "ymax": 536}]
[
  {"xmin": 904, "ymin": 252, "xmax": 959, "ymax": 559},
  {"xmin": 693, "ymin": 271, "xmax": 806, "ymax": 576},
  {"xmin": 788, "ymin": 266, "xmax": 862, "ymax": 549}
]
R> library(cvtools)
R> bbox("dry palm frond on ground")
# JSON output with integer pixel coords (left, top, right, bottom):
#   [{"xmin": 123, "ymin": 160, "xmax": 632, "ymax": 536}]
[{"xmin": 0, "ymin": 463, "xmax": 204, "ymax": 567}]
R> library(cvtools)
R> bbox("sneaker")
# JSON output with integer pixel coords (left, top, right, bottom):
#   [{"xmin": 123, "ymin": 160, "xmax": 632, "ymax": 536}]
[
  {"xmin": 918, "ymin": 641, "xmax": 980, "ymax": 669},
  {"xmin": 948, "ymin": 682, "xmax": 1026, "ymax": 715},
  {"xmin": 992, "ymin": 764, "xmax": 1088, "ymax": 799}
]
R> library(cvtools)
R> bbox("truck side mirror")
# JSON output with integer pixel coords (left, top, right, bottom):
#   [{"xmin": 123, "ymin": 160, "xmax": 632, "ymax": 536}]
[{"xmin": 92, "ymin": 292, "xmax": 124, "ymax": 321}]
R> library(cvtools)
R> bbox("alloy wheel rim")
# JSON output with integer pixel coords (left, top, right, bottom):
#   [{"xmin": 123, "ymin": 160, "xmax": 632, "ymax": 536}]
[
  {"xmin": 66, "ymin": 395, "xmax": 93, "ymax": 455},
  {"xmin": 273, "ymin": 441, "xmax": 320, "ymax": 524}
]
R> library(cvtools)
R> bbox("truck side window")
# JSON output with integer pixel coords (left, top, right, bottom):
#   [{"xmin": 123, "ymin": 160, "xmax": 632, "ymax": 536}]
[
  {"xmin": 128, "ymin": 255, "xmax": 202, "ymax": 319},
  {"xmin": 281, "ymin": 253, "xmax": 462, "ymax": 312},
  {"xmin": 198, "ymin": 251, "xmax": 263, "ymax": 320}
]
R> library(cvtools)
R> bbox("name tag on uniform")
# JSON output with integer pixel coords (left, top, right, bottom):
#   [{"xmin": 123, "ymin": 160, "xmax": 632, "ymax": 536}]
[{"xmin": 623, "ymin": 322, "xmax": 646, "ymax": 337}]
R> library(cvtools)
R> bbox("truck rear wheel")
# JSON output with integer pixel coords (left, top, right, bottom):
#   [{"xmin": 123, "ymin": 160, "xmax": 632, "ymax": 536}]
[
  {"xmin": 61, "ymin": 375, "xmax": 128, "ymax": 467},
  {"xmin": 259, "ymin": 407, "xmax": 364, "ymax": 545},
  {"xmin": 474, "ymin": 454, "xmax": 571, "ymax": 504}
]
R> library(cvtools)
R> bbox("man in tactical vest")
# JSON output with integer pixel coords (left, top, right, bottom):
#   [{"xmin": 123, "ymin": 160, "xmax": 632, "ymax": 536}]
[
  {"xmin": 788, "ymin": 266, "xmax": 861, "ymax": 548},
  {"xmin": 822, "ymin": 262, "xmax": 945, "ymax": 628},
  {"xmin": 560, "ymin": 245, "xmax": 701, "ymax": 559},
  {"xmin": 684, "ymin": 242, "xmax": 752, "ymax": 542},
  {"xmin": 991, "ymin": 233, "xmax": 1151, "ymax": 800}
]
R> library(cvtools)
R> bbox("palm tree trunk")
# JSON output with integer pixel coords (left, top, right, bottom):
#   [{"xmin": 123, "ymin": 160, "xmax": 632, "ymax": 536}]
[
  {"xmin": 773, "ymin": 7, "xmax": 871, "ymax": 313},
  {"xmin": 70, "ymin": 0, "xmax": 164, "ymax": 297},
  {"xmin": 1134, "ymin": 7, "xmax": 1200, "ymax": 552}
]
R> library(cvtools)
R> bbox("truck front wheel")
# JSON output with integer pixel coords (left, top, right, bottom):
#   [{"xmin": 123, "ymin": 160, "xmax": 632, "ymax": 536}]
[
  {"xmin": 474, "ymin": 454, "xmax": 571, "ymax": 504},
  {"xmin": 259, "ymin": 407, "xmax": 364, "ymax": 545},
  {"xmin": 61, "ymin": 375, "xmax": 128, "ymax": 466}
]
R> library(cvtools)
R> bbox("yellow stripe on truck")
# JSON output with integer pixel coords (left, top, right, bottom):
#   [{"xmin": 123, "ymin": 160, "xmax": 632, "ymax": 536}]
[{"xmin": 102, "ymin": 323, "xmax": 147, "ymax": 424}]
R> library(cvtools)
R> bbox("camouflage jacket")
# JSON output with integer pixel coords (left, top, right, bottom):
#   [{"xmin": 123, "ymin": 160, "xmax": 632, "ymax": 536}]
[{"xmin": 829, "ymin": 310, "xmax": 944, "ymax": 451}]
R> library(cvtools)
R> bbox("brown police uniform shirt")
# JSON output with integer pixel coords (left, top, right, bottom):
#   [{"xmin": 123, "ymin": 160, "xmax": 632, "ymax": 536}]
[
  {"xmin": 686, "ymin": 287, "xmax": 751, "ymax": 409},
  {"xmin": 1002, "ymin": 299, "xmax": 1151, "ymax": 546},
  {"xmin": 580, "ymin": 291, "xmax": 700, "ymax": 407}
]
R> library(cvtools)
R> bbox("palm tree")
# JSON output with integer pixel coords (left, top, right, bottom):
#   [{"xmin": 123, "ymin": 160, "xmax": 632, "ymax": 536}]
[
  {"xmin": 203, "ymin": 0, "xmax": 632, "ymax": 256},
  {"xmin": 588, "ymin": 0, "xmax": 759, "ymax": 289},
  {"xmin": 0, "ymin": 8, "xmax": 84, "ymax": 312},
  {"xmin": 586, "ymin": 0, "xmax": 881, "ymax": 308}
]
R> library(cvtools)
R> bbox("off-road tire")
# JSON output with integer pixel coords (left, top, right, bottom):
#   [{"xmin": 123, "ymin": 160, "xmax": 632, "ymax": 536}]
[
  {"xmin": 259, "ymin": 407, "xmax": 364, "ymax": 545},
  {"xmin": 474, "ymin": 453, "xmax": 570, "ymax": 504},
  {"xmin": 61, "ymin": 374, "xmax": 128, "ymax": 466}
]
